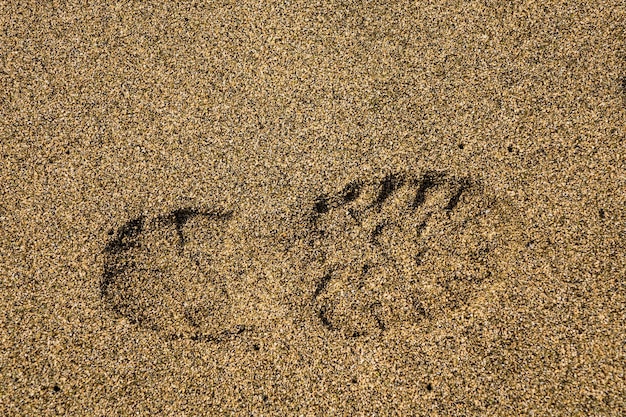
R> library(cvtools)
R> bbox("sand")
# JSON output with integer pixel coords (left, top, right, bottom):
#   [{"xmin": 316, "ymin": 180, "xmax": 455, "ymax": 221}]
[{"xmin": 1, "ymin": 0, "xmax": 625, "ymax": 415}]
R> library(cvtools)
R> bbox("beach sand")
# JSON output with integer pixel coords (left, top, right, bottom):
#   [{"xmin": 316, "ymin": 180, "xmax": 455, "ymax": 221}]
[{"xmin": 1, "ymin": 1, "xmax": 625, "ymax": 415}]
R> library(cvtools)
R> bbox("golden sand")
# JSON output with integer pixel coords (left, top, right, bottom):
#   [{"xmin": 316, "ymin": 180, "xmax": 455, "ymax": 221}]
[{"xmin": 1, "ymin": 1, "xmax": 625, "ymax": 415}]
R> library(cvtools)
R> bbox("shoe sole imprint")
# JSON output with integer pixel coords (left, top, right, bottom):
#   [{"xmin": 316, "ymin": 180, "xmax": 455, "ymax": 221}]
[{"xmin": 101, "ymin": 172, "xmax": 521, "ymax": 341}]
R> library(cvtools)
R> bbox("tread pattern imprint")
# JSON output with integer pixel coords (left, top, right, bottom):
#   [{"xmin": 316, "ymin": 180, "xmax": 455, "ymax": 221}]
[
  {"xmin": 100, "ymin": 171, "xmax": 523, "ymax": 342},
  {"xmin": 302, "ymin": 171, "xmax": 521, "ymax": 338},
  {"xmin": 101, "ymin": 208, "xmax": 281, "ymax": 342}
]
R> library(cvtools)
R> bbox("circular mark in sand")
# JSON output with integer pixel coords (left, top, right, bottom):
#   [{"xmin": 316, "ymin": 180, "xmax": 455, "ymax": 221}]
[
  {"xmin": 304, "ymin": 171, "xmax": 519, "ymax": 338},
  {"xmin": 101, "ymin": 207, "xmax": 254, "ymax": 342}
]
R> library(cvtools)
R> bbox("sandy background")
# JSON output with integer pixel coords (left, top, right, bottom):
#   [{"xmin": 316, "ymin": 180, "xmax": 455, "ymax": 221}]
[{"xmin": 1, "ymin": 0, "xmax": 625, "ymax": 415}]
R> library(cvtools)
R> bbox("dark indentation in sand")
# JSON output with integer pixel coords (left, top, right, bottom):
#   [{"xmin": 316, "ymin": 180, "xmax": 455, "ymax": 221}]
[
  {"xmin": 307, "ymin": 171, "xmax": 512, "ymax": 338},
  {"xmin": 313, "ymin": 273, "xmax": 332, "ymax": 299},
  {"xmin": 318, "ymin": 304, "xmax": 334, "ymax": 329},
  {"xmin": 158, "ymin": 207, "xmax": 233, "ymax": 247},
  {"xmin": 340, "ymin": 180, "xmax": 362, "ymax": 203},
  {"xmin": 371, "ymin": 221, "xmax": 386, "ymax": 244},
  {"xmin": 412, "ymin": 172, "xmax": 440, "ymax": 208},
  {"xmin": 104, "ymin": 216, "xmax": 145, "ymax": 254},
  {"xmin": 373, "ymin": 173, "xmax": 404, "ymax": 208},
  {"xmin": 444, "ymin": 181, "xmax": 467, "ymax": 211},
  {"xmin": 314, "ymin": 196, "xmax": 330, "ymax": 214},
  {"xmin": 371, "ymin": 302, "xmax": 385, "ymax": 331},
  {"xmin": 101, "ymin": 207, "xmax": 242, "ymax": 342},
  {"xmin": 171, "ymin": 207, "xmax": 201, "ymax": 245},
  {"xmin": 101, "ymin": 217, "xmax": 146, "ymax": 304},
  {"xmin": 347, "ymin": 207, "xmax": 360, "ymax": 224}
]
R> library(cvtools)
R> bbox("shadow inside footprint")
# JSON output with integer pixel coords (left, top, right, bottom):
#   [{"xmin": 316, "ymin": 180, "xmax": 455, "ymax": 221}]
[
  {"xmin": 305, "ymin": 171, "xmax": 519, "ymax": 338},
  {"xmin": 101, "ymin": 207, "xmax": 257, "ymax": 342}
]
